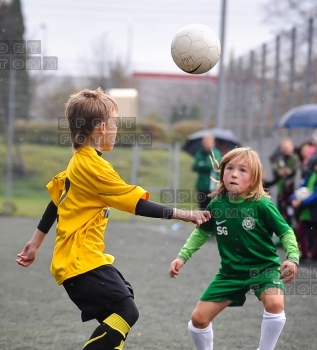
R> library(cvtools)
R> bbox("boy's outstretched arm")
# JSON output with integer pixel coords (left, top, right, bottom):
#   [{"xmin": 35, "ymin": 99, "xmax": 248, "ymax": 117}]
[
  {"xmin": 16, "ymin": 229, "xmax": 46, "ymax": 267},
  {"xmin": 172, "ymin": 208, "xmax": 211, "ymax": 227},
  {"xmin": 16, "ymin": 200, "xmax": 57, "ymax": 267},
  {"xmin": 135, "ymin": 199, "xmax": 210, "ymax": 227}
]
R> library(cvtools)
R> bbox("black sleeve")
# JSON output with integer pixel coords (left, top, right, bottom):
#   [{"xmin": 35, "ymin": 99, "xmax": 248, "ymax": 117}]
[
  {"xmin": 37, "ymin": 201, "xmax": 58, "ymax": 234},
  {"xmin": 135, "ymin": 199, "xmax": 174, "ymax": 219}
]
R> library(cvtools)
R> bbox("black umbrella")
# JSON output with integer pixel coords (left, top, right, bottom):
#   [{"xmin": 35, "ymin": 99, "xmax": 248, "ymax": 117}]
[
  {"xmin": 183, "ymin": 128, "xmax": 242, "ymax": 156},
  {"xmin": 276, "ymin": 104, "xmax": 317, "ymax": 129}
]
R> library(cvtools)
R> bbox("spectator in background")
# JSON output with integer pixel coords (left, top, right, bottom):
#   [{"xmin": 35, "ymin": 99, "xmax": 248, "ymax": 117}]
[
  {"xmin": 291, "ymin": 155, "xmax": 317, "ymax": 263},
  {"xmin": 192, "ymin": 135, "xmax": 222, "ymax": 210},
  {"xmin": 271, "ymin": 138, "xmax": 299, "ymax": 226},
  {"xmin": 298, "ymin": 142, "xmax": 316, "ymax": 180}
]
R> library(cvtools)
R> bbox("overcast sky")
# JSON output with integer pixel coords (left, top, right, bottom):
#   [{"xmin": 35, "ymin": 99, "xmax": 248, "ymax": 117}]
[{"xmin": 21, "ymin": 0, "xmax": 275, "ymax": 76}]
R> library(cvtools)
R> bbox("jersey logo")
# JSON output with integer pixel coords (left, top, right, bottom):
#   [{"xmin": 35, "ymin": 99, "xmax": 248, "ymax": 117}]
[
  {"xmin": 217, "ymin": 226, "xmax": 228, "ymax": 235},
  {"xmin": 242, "ymin": 217, "xmax": 255, "ymax": 230},
  {"xmin": 216, "ymin": 220, "xmax": 227, "ymax": 225},
  {"xmin": 273, "ymin": 281, "xmax": 283, "ymax": 285}
]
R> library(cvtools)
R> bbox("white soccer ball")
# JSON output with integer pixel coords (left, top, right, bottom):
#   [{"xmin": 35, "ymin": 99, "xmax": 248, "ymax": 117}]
[
  {"xmin": 294, "ymin": 187, "xmax": 312, "ymax": 201},
  {"xmin": 171, "ymin": 23, "xmax": 221, "ymax": 74}
]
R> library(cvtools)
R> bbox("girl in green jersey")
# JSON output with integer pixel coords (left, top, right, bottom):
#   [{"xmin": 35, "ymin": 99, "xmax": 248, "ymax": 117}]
[{"xmin": 169, "ymin": 147, "xmax": 299, "ymax": 350}]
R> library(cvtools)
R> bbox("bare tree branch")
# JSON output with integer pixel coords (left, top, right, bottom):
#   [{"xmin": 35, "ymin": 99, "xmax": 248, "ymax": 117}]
[{"xmin": 262, "ymin": 0, "xmax": 317, "ymax": 33}]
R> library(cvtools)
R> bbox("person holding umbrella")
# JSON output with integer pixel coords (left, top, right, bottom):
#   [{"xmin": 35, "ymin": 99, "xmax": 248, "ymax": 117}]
[{"xmin": 192, "ymin": 134, "xmax": 222, "ymax": 210}]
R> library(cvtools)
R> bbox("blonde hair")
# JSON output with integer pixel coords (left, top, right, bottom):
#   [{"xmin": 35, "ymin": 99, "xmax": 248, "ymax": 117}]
[
  {"xmin": 65, "ymin": 87, "xmax": 118, "ymax": 149},
  {"xmin": 210, "ymin": 147, "xmax": 270, "ymax": 200}
]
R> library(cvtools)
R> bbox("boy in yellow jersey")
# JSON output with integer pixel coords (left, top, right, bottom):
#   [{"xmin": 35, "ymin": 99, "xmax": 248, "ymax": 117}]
[{"xmin": 16, "ymin": 88, "xmax": 211, "ymax": 350}]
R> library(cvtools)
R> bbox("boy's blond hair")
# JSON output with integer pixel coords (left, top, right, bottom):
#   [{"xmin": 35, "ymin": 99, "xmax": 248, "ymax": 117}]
[
  {"xmin": 65, "ymin": 87, "xmax": 118, "ymax": 149},
  {"xmin": 210, "ymin": 147, "xmax": 270, "ymax": 200}
]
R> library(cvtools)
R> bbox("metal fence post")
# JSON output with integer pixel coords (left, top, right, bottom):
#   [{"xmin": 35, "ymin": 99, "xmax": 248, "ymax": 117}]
[
  {"xmin": 304, "ymin": 18, "xmax": 313, "ymax": 104},
  {"xmin": 236, "ymin": 57, "xmax": 243, "ymax": 139},
  {"xmin": 259, "ymin": 43, "xmax": 267, "ymax": 154},
  {"xmin": 225, "ymin": 58, "xmax": 235, "ymax": 130},
  {"xmin": 5, "ymin": 66, "xmax": 16, "ymax": 214},
  {"xmin": 131, "ymin": 145, "xmax": 140, "ymax": 184},
  {"xmin": 246, "ymin": 51, "xmax": 254, "ymax": 141},
  {"xmin": 173, "ymin": 142, "xmax": 180, "ymax": 206},
  {"xmin": 273, "ymin": 35, "xmax": 281, "ymax": 131},
  {"xmin": 289, "ymin": 27, "xmax": 296, "ymax": 110}
]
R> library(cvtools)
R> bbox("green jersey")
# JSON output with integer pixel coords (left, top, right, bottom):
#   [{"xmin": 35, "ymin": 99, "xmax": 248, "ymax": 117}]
[
  {"xmin": 192, "ymin": 147, "xmax": 222, "ymax": 192},
  {"xmin": 178, "ymin": 195, "xmax": 299, "ymax": 277},
  {"xmin": 299, "ymin": 171, "xmax": 317, "ymax": 221}
]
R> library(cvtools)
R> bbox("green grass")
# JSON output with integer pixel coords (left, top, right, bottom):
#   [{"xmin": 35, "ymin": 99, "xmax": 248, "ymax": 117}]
[
  {"xmin": 0, "ymin": 195, "xmax": 50, "ymax": 217},
  {"xmin": 0, "ymin": 143, "xmax": 198, "ymax": 217}
]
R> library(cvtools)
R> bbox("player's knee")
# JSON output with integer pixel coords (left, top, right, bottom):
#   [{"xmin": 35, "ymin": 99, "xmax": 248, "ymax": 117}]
[
  {"xmin": 113, "ymin": 297, "xmax": 139, "ymax": 327},
  {"xmin": 263, "ymin": 298, "xmax": 284, "ymax": 314},
  {"xmin": 190, "ymin": 310, "xmax": 210, "ymax": 329},
  {"xmin": 122, "ymin": 298, "xmax": 139, "ymax": 327},
  {"xmin": 265, "ymin": 303, "xmax": 284, "ymax": 314},
  {"xmin": 261, "ymin": 289, "xmax": 284, "ymax": 314}
]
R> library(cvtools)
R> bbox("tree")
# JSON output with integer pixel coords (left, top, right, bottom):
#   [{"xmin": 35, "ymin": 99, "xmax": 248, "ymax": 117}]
[
  {"xmin": 0, "ymin": 0, "xmax": 29, "ymax": 175},
  {"xmin": 188, "ymin": 105, "xmax": 202, "ymax": 121},
  {"xmin": 146, "ymin": 111, "xmax": 163, "ymax": 123},
  {"xmin": 170, "ymin": 104, "xmax": 202, "ymax": 124},
  {"xmin": 262, "ymin": 0, "xmax": 317, "ymax": 32},
  {"xmin": 109, "ymin": 61, "xmax": 131, "ymax": 88},
  {"xmin": 0, "ymin": 0, "xmax": 30, "ymax": 131},
  {"xmin": 36, "ymin": 80, "xmax": 78, "ymax": 121},
  {"xmin": 86, "ymin": 34, "xmax": 130, "ymax": 90},
  {"xmin": 170, "ymin": 104, "xmax": 188, "ymax": 124}
]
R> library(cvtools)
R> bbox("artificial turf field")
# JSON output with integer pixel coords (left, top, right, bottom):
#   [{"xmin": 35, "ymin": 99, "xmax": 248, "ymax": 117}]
[{"xmin": 0, "ymin": 216, "xmax": 316, "ymax": 350}]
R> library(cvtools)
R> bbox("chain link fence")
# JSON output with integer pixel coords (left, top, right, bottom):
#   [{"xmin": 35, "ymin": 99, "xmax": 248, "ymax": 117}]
[{"xmin": 221, "ymin": 18, "xmax": 317, "ymax": 150}]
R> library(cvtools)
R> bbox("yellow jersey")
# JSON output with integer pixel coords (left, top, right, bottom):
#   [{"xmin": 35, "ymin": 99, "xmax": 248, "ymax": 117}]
[{"xmin": 46, "ymin": 146, "xmax": 149, "ymax": 285}]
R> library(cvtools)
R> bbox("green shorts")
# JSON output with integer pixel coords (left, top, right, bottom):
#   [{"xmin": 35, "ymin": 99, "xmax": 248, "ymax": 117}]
[{"xmin": 200, "ymin": 268, "xmax": 285, "ymax": 307}]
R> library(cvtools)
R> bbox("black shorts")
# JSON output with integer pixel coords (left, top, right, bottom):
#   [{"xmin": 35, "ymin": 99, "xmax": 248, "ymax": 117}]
[{"xmin": 63, "ymin": 265, "xmax": 134, "ymax": 322}]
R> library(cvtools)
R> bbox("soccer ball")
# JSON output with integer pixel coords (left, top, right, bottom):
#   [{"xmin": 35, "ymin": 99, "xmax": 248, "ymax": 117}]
[
  {"xmin": 171, "ymin": 23, "xmax": 221, "ymax": 74},
  {"xmin": 294, "ymin": 187, "xmax": 312, "ymax": 201}
]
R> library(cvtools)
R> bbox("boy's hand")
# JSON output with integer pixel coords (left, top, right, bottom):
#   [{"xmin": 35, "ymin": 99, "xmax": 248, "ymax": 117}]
[
  {"xmin": 16, "ymin": 241, "xmax": 38, "ymax": 267},
  {"xmin": 169, "ymin": 258, "xmax": 185, "ymax": 278},
  {"xmin": 279, "ymin": 260, "xmax": 298, "ymax": 282},
  {"xmin": 174, "ymin": 209, "xmax": 211, "ymax": 228},
  {"xmin": 16, "ymin": 229, "xmax": 46, "ymax": 267},
  {"xmin": 187, "ymin": 210, "xmax": 211, "ymax": 228}
]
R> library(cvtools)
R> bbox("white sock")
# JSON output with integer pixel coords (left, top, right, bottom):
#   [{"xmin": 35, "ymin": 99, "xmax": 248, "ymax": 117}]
[
  {"xmin": 258, "ymin": 310, "xmax": 286, "ymax": 350},
  {"xmin": 188, "ymin": 320, "xmax": 213, "ymax": 350}
]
